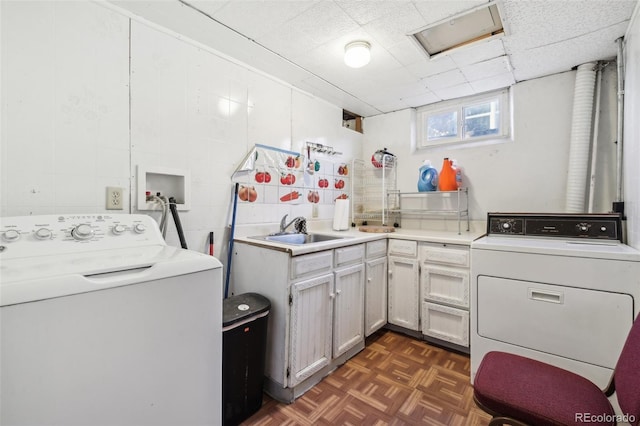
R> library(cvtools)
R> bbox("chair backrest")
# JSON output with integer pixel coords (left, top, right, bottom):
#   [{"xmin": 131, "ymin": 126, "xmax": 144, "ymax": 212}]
[{"xmin": 614, "ymin": 314, "xmax": 640, "ymax": 426}]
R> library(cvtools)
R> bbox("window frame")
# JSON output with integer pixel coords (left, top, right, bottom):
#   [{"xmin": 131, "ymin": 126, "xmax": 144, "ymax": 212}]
[{"xmin": 417, "ymin": 88, "xmax": 511, "ymax": 149}]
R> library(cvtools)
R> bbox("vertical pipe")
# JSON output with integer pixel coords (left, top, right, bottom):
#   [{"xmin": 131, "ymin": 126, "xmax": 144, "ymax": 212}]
[
  {"xmin": 587, "ymin": 64, "xmax": 603, "ymax": 213},
  {"xmin": 565, "ymin": 63, "xmax": 597, "ymax": 213},
  {"xmin": 615, "ymin": 37, "xmax": 625, "ymax": 203}
]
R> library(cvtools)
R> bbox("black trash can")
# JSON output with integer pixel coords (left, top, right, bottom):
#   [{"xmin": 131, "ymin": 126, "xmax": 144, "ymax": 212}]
[{"xmin": 222, "ymin": 293, "xmax": 270, "ymax": 426}]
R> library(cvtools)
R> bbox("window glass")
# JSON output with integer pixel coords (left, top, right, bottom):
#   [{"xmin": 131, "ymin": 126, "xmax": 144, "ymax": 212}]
[
  {"xmin": 417, "ymin": 89, "xmax": 510, "ymax": 148},
  {"xmin": 463, "ymin": 99, "xmax": 500, "ymax": 139},
  {"xmin": 427, "ymin": 110, "xmax": 458, "ymax": 141}
]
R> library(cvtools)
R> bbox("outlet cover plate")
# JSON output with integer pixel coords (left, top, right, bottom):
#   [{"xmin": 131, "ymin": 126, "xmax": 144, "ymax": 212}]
[{"xmin": 106, "ymin": 186, "xmax": 124, "ymax": 210}]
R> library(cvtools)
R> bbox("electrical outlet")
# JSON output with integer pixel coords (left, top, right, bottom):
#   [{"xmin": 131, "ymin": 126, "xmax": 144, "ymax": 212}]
[{"xmin": 106, "ymin": 187, "xmax": 124, "ymax": 210}]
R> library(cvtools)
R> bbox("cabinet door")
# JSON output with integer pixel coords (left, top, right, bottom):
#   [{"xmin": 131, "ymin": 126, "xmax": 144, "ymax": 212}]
[
  {"xmin": 289, "ymin": 274, "xmax": 334, "ymax": 387},
  {"xmin": 365, "ymin": 257, "xmax": 387, "ymax": 336},
  {"xmin": 421, "ymin": 265, "xmax": 470, "ymax": 308},
  {"xmin": 388, "ymin": 256, "xmax": 420, "ymax": 330},
  {"xmin": 333, "ymin": 264, "xmax": 365, "ymax": 358},
  {"xmin": 422, "ymin": 301, "xmax": 469, "ymax": 347}
]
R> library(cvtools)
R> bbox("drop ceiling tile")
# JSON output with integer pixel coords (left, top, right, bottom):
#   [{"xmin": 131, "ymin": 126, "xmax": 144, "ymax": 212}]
[
  {"xmin": 370, "ymin": 99, "xmax": 412, "ymax": 113},
  {"xmin": 362, "ymin": 2, "xmax": 428, "ymax": 49},
  {"xmin": 413, "ymin": 0, "xmax": 489, "ymax": 25},
  {"xmin": 500, "ymin": 0, "xmax": 636, "ymax": 51},
  {"xmin": 401, "ymin": 90, "xmax": 441, "ymax": 108},
  {"xmin": 509, "ymin": 21, "xmax": 629, "ymax": 81},
  {"xmin": 336, "ymin": 0, "xmax": 409, "ymax": 25},
  {"xmin": 286, "ymin": 1, "xmax": 360, "ymax": 46},
  {"xmin": 405, "ymin": 55, "xmax": 457, "ymax": 79},
  {"xmin": 461, "ymin": 56, "xmax": 512, "ymax": 81},
  {"xmin": 387, "ymin": 38, "xmax": 426, "ymax": 66},
  {"xmin": 449, "ymin": 38, "xmax": 506, "ymax": 67},
  {"xmin": 193, "ymin": 1, "xmax": 318, "ymax": 40},
  {"xmin": 469, "ymin": 72, "xmax": 516, "ymax": 93},
  {"xmin": 422, "ymin": 69, "xmax": 467, "ymax": 91},
  {"xmin": 432, "ymin": 82, "xmax": 475, "ymax": 100}
]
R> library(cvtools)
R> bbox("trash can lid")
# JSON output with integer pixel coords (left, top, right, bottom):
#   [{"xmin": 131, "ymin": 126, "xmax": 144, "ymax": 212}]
[{"xmin": 223, "ymin": 292, "xmax": 271, "ymax": 327}]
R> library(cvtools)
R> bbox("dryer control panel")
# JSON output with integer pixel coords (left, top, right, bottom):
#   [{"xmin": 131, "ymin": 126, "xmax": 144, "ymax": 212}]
[
  {"xmin": 487, "ymin": 213, "xmax": 621, "ymax": 241},
  {"xmin": 0, "ymin": 214, "xmax": 165, "ymax": 258}
]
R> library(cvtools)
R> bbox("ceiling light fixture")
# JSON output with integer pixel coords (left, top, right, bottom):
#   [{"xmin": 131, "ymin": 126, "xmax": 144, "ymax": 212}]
[{"xmin": 344, "ymin": 41, "xmax": 371, "ymax": 68}]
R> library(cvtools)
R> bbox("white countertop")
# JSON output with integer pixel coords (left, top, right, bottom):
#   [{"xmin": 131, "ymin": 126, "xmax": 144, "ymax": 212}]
[{"xmin": 234, "ymin": 226, "xmax": 485, "ymax": 256}]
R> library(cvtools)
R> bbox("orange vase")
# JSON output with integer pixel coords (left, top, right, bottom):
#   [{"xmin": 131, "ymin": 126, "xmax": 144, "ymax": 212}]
[{"xmin": 438, "ymin": 158, "xmax": 457, "ymax": 191}]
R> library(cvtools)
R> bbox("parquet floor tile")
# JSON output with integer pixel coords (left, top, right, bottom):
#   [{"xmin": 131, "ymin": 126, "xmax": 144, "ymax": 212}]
[{"xmin": 241, "ymin": 330, "xmax": 491, "ymax": 425}]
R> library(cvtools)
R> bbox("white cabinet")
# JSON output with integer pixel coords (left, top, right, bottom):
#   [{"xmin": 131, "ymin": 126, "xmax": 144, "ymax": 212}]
[
  {"xmin": 289, "ymin": 274, "xmax": 334, "ymax": 386},
  {"xmin": 364, "ymin": 240, "xmax": 387, "ymax": 336},
  {"xmin": 387, "ymin": 240, "xmax": 420, "ymax": 331},
  {"xmin": 231, "ymin": 241, "xmax": 365, "ymax": 402},
  {"xmin": 420, "ymin": 242, "xmax": 471, "ymax": 348},
  {"xmin": 333, "ymin": 263, "xmax": 365, "ymax": 357}
]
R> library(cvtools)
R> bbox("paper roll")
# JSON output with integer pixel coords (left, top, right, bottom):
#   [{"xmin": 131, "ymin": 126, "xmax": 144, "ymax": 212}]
[{"xmin": 333, "ymin": 199, "xmax": 350, "ymax": 231}]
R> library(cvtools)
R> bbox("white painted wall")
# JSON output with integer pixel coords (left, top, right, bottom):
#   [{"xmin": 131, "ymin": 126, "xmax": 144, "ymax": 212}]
[
  {"xmin": 363, "ymin": 68, "xmax": 620, "ymax": 226},
  {"xmin": 364, "ymin": 72, "xmax": 576, "ymax": 220},
  {"xmin": 624, "ymin": 3, "xmax": 640, "ymax": 249},
  {"xmin": 1, "ymin": 1, "xmax": 362, "ymax": 259},
  {"xmin": 1, "ymin": 1, "xmax": 130, "ymax": 215}
]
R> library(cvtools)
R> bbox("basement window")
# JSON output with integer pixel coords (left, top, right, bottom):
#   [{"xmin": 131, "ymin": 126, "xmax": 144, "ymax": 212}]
[
  {"xmin": 410, "ymin": 1, "xmax": 504, "ymax": 57},
  {"xmin": 417, "ymin": 88, "xmax": 510, "ymax": 148}
]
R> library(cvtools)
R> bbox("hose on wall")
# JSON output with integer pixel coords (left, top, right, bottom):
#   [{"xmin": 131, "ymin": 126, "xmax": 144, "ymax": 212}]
[{"xmin": 565, "ymin": 62, "xmax": 597, "ymax": 213}]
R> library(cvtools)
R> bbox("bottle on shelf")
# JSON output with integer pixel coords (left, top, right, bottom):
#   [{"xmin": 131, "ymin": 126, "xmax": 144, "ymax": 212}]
[
  {"xmin": 438, "ymin": 158, "xmax": 457, "ymax": 191},
  {"xmin": 417, "ymin": 160, "xmax": 438, "ymax": 192},
  {"xmin": 451, "ymin": 159, "xmax": 463, "ymax": 189}
]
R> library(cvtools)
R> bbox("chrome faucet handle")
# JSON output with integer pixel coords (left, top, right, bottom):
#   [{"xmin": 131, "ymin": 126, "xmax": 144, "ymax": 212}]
[{"xmin": 280, "ymin": 214, "xmax": 289, "ymax": 232}]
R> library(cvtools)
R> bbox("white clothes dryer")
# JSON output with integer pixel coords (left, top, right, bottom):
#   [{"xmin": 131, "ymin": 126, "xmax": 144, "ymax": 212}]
[
  {"xmin": 0, "ymin": 214, "xmax": 223, "ymax": 426},
  {"xmin": 471, "ymin": 213, "xmax": 640, "ymax": 389}
]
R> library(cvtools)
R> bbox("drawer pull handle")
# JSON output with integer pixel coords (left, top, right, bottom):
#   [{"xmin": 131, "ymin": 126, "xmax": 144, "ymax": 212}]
[{"xmin": 529, "ymin": 288, "xmax": 563, "ymax": 304}]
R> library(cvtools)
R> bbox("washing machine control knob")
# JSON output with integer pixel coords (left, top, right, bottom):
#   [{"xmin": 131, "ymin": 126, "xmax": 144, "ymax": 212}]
[
  {"xmin": 71, "ymin": 224, "xmax": 94, "ymax": 241},
  {"xmin": 600, "ymin": 226, "xmax": 607, "ymax": 232},
  {"xmin": 2, "ymin": 229, "xmax": 20, "ymax": 242},
  {"xmin": 112, "ymin": 224, "xmax": 126, "ymax": 235},
  {"xmin": 133, "ymin": 223, "xmax": 146, "ymax": 234},
  {"xmin": 502, "ymin": 222, "xmax": 511, "ymax": 230},
  {"xmin": 34, "ymin": 228, "xmax": 52, "ymax": 240}
]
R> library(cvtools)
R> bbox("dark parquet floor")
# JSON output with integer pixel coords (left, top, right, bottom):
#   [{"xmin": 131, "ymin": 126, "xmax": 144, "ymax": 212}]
[{"xmin": 241, "ymin": 329, "xmax": 492, "ymax": 425}]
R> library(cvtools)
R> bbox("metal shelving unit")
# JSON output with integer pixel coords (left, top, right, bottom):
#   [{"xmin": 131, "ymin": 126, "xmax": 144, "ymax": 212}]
[
  {"xmin": 387, "ymin": 188, "xmax": 470, "ymax": 234},
  {"xmin": 351, "ymin": 158, "xmax": 397, "ymax": 226}
]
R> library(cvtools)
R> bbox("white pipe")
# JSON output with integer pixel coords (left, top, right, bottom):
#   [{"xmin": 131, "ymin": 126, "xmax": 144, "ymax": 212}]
[
  {"xmin": 615, "ymin": 38, "xmax": 625, "ymax": 203},
  {"xmin": 587, "ymin": 64, "xmax": 603, "ymax": 213},
  {"xmin": 565, "ymin": 62, "xmax": 597, "ymax": 213}
]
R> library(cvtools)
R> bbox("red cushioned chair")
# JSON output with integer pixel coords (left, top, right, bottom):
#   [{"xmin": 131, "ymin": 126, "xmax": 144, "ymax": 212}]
[{"xmin": 473, "ymin": 315, "xmax": 640, "ymax": 426}]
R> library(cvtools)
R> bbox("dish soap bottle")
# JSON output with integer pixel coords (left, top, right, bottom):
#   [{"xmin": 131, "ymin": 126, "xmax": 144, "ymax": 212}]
[
  {"xmin": 438, "ymin": 158, "xmax": 457, "ymax": 191},
  {"xmin": 417, "ymin": 160, "xmax": 438, "ymax": 192}
]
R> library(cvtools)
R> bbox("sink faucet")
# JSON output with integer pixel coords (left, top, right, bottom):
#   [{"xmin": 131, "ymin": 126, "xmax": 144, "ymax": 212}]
[{"xmin": 279, "ymin": 214, "xmax": 307, "ymax": 234}]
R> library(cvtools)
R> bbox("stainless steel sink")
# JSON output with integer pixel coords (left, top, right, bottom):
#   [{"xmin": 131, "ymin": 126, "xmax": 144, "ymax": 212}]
[{"xmin": 249, "ymin": 233, "xmax": 349, "ymax": 245}]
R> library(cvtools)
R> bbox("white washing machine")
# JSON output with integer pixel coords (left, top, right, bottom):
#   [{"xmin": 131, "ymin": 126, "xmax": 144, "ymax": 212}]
[
  {"xmin": 470, "ymin": 213, "xmax": 640, "ymax": 389},
  {"xmin": 0, "ymin": 214, "xmax": 223, "ymax": 426}
]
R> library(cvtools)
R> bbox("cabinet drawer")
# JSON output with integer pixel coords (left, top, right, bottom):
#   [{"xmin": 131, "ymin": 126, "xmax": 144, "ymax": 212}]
[
  {"xmin": 420, "ymin": 243, "xmax": 469, "ymax": 267},
  {"xmin": 421, "ymin": 302, "xmax": 469, "ymax": 347},
  {"xmin": 335, "ymin": 244, "xmax": 365, "ymax": 268},
  {"xmin": 388, "ymin": 239, "xmax": 417, "ymax": 257},
  {"xmin": 290, "ymin": 251, "xmax": 333, "ymax": 281},
  {"xmin": 421, "ymin": 265, "xmax": 469, "ymax": 308},
  {"xmin": 366, "ymin": 239, "xmax": 387, "ymax": 260}
]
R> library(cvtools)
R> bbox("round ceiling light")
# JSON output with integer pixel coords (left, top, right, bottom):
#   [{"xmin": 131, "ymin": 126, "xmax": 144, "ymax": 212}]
[{"xmin": 344, "ymin": 41, "xmax": 371, "ymax": 68}]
